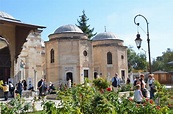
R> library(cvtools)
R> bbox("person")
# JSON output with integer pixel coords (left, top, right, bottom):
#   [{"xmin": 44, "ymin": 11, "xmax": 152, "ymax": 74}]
[
  {"xmin": 133, "ymin": 76, "xmax": 140, "ymax": 87},
  {"xmin": 134, "ymin": 84, "xmax": 144, "ymax": 104},
  {"xmin": 9, "ymin": 81, "xmax": 15, "ymax": 97},
  {"xmin": 17, "ymin": 80, "xmax": 23, "ymax": 97},
  {"xmin": 147, "ymin": 74, "xmax": 155, "ymax": 99},
  {"xmin": 22, "ymin": 80, "xmax": 27, "ymax": 90},
  {"xmin": 139, "ymin": 74, "xmax": 147, "ymax": 97},
  {"xmin": 37, "ymin": 78, "xmax": 43, "ymax": 98},
  {"xmin": 111, "ymin": 73, "xmax": 120, "ymax": 92},
  {"xmin": 42, "ymin": 79, "xmax": 47, "ymax": 95},
  {"xmin": 126, "ymin": 77, "xmax": 130, "ymax": 84},
  {"xmin": 2, "ymin": 82, "xmax": 9, "ymax": 100},
  {"xmin": 48, "ymin": 82, "xmax": 56, "ymax": 94}
]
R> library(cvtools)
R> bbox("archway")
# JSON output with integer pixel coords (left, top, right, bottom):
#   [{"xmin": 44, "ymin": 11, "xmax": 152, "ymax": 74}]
[
  {"xmin": 0, "ymin": 47, "xmax": 11, "ymax": 82},
  {"xmin": 66, "ymin": 72, "xmax": 73, "ymax": 83}
]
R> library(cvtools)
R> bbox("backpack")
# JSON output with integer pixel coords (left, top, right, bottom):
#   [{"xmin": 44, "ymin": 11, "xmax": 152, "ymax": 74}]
[{"xmin": 112, "ymin": 77, "xmax": 118, "ymax": 87}]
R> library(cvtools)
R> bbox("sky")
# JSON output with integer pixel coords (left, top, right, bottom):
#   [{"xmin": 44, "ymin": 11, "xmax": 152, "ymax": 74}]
[{"xmin": 0, "ymin": 0, "xmax": 173, "ymax": 60}]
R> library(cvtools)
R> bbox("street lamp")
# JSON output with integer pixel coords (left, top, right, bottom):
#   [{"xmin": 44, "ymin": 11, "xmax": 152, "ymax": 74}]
[{"xmin": 134, "ymin": 14, "xmax": 152, "ymax": 74}]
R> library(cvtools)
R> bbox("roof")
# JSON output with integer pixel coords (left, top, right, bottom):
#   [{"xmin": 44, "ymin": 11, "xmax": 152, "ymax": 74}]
[
  {"xmin": 54, "ymin": 24, "xmax": 83, "ymax": 34},
  {"xmin": 92, "ymin": 32, "xmax": 117, "ymax": 41}
]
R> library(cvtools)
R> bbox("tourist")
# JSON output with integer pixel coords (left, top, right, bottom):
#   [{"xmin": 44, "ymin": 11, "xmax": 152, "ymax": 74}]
[
  {"xmin": 37, "ymin": 78, "xmax": 43, "ymax": 98},
  {"xmin": 16, "ymin": 80, "xmax": 23, "ymax": 97},
  {"xmin": 111, "ymin": 73, "xmax": 120, "ymax": 92},
  {"xmin": 147, "ymin": 74, "xmax": 156, "ymax": 99},
  {"xmin": 9, "ymin": 81, "xmax": 15, "ymax": 97},
  {"xmin": 2, "ymin": 82, "xmax": 9, "ymax": 100},
  {"xmin": 22, "ymin": 80, "xmax": 27, "ymax": 90},
  {"xmin": 134, "ymin": 84, "xmax": 144, "ymax": 104}
]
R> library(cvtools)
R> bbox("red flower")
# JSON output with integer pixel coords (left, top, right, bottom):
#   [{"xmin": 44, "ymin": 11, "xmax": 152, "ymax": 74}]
[
  {"xmin": 149, "ymin": 99, "xmax": 154, "ymax": 104},
  {"xmin": 106, "ymin": 87, "xmax": 112, "ymax": 91},
  {"xmin": 156, "ymin": 106, "xmax": 160, "ymax": 110},
  {"xmin": 145, "ymin": 98, "xmax": 149, "ymax": 102}
]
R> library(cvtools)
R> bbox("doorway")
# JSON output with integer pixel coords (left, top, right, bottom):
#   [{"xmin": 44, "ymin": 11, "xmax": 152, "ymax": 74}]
[
  {"xmin": 66, "ymin": 72, "xmax": 73, "ymax": 83},
  {"xmin": 0, "ymin": 47, "xmax": 11, "ymax": 82}
]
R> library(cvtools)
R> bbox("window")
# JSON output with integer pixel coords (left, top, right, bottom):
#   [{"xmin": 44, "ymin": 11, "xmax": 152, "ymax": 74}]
[
  {"xmin": 107, "ymin": 52, "xmax": 112, "ymax": 64},
  {"xmin": 84, "ymin": 70, "xmax": 89, "ymax": 78},
  {"xmin": 50, "ymin": 49, "xmax": 54, "ymax": 63}
]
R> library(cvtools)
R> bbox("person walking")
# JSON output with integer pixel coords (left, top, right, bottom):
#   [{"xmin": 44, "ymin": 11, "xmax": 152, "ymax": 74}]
[
  {"xmin": 37, "ymin": 78, "xmax": 43, "ymax": 98},
  {"xmin": 2, "ymin": 82, "xmax": 9, "ymax": 100},
  {"xmin": 9, "ymin": 81, "xmax": 15, "ymax": 97},
  {"xmin": 111, "ymin": 73, "xmax": 120, "ymax": 92},
  {"xmin": 17, "ymin": 80, "xmax": 23, "ymax": 97}
]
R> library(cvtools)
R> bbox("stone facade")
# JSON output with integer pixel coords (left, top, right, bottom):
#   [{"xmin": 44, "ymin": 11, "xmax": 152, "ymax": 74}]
[
  {"xmin": 45, "ymin": 25, "xmax": 128, "ymax": 85},
  {"xmin": 14, "ymin": 30, "xmax": 45, "ymax": 90}
]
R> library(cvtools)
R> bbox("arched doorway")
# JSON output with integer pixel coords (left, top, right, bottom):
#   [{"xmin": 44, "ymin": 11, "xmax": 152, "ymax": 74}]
[
  {"xmin": 0, "ymin": 47, "xmax": 11, "ymax": 82},
  {"xmin": 66, "ymin": 72, "xmax": 73, "ymax": 83},
  {"xmin": 94, "ymin": 72, "xmax": 98, "ymax": 79}
]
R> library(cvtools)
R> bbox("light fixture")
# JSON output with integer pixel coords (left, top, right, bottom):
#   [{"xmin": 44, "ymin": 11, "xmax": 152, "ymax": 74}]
[{"xmin": 135, "ymin": 33, "xmax": 142, "ymax": 49}]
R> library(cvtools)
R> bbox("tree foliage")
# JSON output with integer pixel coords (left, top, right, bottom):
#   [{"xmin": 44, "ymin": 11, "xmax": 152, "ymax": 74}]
[
  {"xmin": 76, "ymin": 10, "xmax": 97, "ymax": 39},
  {"xmin": 152, "ymin": 48, "xmax": 173, "ymax": 72},
  {"xmin": 127, "ymin": 46, "xmax": 147, "ymax": 72}
]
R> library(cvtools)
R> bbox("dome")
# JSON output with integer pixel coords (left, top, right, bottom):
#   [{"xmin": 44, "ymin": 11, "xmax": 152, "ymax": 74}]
[
  {"xmin": 92, "ymin": 32, "xmax": 117, "ymax": 41},
  {"xmin": 0, "ymin": 11, "xmax": 15, "ymax": 19},
  {"xmin": 54, "ymin": 24, "xmax": 83, "ymax": 34}
]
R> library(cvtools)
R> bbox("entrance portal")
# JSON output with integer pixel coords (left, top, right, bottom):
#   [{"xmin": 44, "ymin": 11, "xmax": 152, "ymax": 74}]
[
  {"xmin": 0, "ymin": 47, "xmax": 11, "ymax": 82},
  {"xmin": 66, "ymin": 72, "xmax": 73, "ymax": 83}
]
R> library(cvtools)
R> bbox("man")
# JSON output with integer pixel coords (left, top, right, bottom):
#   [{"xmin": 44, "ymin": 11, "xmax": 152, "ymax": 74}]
[
  {"xmin": 17, "ymin": 80, "xmax": 23, "ymax": 97},
  {"xmin": 2, "ymin": 82, "xmax": 9, "ymax": 100},
  {"xmin": 37, "ymin": 78, "xmax": 43, "ymax": 98},
  {"xmin": 111, "ymin": 73, "xmax": 120, "ymax": 92}
]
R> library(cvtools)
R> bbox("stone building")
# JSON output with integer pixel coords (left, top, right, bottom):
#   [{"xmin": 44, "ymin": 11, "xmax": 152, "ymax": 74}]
[
  {"xmin": 0, "ymin": 11, "xmax": 45, "ymax": 85},
  {"xmin": 45, "ymin": 24, "xmax": 128, "ymax": 85},
  {"xmin": 14, "ymin": 30, "xmax": 46, "ymax": 90}
]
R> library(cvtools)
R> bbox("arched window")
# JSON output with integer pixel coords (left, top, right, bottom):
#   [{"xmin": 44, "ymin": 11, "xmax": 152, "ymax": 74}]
[
  {"xmin": 50, "ymin": 49, "xmax": 54, "ymax": 63},
  {"xmin": 107, "ymin": 52, "xmax": 112, "ymax": 64}
]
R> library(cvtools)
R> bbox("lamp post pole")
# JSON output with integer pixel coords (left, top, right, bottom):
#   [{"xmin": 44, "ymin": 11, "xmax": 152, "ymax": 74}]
[{"xmin": 134, "ymin": 14, "xmax": 152, "ymax": 74}]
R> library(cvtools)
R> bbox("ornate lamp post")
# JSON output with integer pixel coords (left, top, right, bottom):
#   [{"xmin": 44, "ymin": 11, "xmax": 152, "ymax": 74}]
[{"xmin": 134, "ymin": 14, "xmax": 152, "ymax": 74}]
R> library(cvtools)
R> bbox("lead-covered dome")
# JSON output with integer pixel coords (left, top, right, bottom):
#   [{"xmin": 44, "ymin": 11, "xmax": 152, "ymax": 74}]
[
  {"xmin": 54, "ymin": 24, "xmax": 83, "ymax": 34},
  {"xmin": 0, "ymin": 11, "xmax": 15, "ymax": 19},
  {"xmin": 92, "ymin": 32, "xmax": 117, "ymax": 41}
]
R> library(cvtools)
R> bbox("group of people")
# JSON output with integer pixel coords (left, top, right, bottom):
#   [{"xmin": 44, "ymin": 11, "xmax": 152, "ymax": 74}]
[
  {"xmin": 134, "ymin": 74, "xmax": 156, "ymax": 104},
  {"xmin": 111, "ymin": 73, "xmax": 156, "ymax": 104},
  {"xmin": 1, "ymin": 79, "xmax": 28, "ymax": 100},
  {"xmin": 37, "ymin": 78, "xmax": 56, "ymax": 98}
]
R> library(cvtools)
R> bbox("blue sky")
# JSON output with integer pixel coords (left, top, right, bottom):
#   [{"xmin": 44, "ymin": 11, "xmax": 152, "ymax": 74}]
[{"xmin": 0, "ymin": 0, "xmax": 173, "ymax": 59}]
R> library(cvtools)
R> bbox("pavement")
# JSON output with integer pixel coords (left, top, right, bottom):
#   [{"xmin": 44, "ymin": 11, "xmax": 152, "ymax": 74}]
[{"xmin": 0, "ymin": 94, "xmax": 60, "ymax": 111}]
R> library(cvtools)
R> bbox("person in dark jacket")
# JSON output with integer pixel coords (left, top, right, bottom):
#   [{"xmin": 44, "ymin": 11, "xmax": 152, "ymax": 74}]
[{"xmin": 17, "ymin": 80, "xmax": 23, "ymax": 97}]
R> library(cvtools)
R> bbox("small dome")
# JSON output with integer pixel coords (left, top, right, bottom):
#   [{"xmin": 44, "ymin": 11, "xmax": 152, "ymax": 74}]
[
  {"xmin": 0, "ymin": 11, "xmax": 15, "ymax": 19},
  {"xmin": 92, "ymin": 32, "xmax": 117, "ymax": 41},
  {"xmin": 54, "ymin": 24, "xmax": 83, "ymax": 34}
]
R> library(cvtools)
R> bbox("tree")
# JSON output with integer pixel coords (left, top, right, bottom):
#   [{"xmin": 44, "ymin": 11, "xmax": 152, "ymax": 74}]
[
  {"xmin": 76, "ymin": 10, "xmax": 97, "ymax": 39},
  {"xmin": 127, "ymin": 46, "xmax": 147, "ymax": 73},
  {"xmin": 152, "ymin": 48, "xmax": 173, "ymax": 72}
]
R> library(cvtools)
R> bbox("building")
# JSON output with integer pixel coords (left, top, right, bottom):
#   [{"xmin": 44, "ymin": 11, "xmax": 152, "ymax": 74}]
[
  {"xmin": 45, "ymin": 24, "xmax": 128, "ymax": 85},
  {"xmin": 0, "ymin": 11, "xmax": 45, "ymax": 84}
]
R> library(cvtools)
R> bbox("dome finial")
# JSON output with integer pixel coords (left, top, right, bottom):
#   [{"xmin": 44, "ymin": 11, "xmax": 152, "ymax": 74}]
[{"xmin": 104, "ymin": 26, "xmax": 106, "ymax": 32}]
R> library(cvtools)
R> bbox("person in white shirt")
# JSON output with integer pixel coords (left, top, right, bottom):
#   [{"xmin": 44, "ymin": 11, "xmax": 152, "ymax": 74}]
[{"xmin": 134, "ymin": 84, "xmax": 144, "ymax": 104}]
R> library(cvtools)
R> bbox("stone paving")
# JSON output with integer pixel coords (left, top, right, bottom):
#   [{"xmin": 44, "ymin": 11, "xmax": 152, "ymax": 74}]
[{"xmin": 0, "ymin": 95, "xmax": 60, "ymax": 111}]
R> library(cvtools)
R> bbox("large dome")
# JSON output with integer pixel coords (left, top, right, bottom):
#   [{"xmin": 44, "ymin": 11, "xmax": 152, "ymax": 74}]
[
  {"xmin": 92, "ymin": 32, "xmax": 117, "ymax": 41},
  {"xmin": 0, "ymin": 11, "xmax": 15, "ymax": 19},
  {"xmin": 54, "ymin": 24, "xmax": 83, "ymax": 34}
]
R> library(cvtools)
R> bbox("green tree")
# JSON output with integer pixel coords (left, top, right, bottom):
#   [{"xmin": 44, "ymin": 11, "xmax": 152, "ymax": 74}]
[
  {"xmin": 127, "ymin": 46, "xmax": 147, "ymax": 72},
  {"xmin": 152, "ymin": 48, "xmax": 173, "ymax": 72},
  {"xmin": 76, "ymin": 10, "xmax": 97, "ymax": 39}
]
